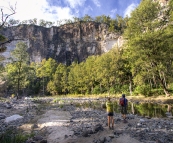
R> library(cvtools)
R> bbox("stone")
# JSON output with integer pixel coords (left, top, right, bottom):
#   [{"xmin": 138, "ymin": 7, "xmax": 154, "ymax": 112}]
[
  {"xmin": 114, "ymin": 130, "xmax": 123, "ymax": 135},
  {"xmin": 33, "ymin": 135, "xmax": 43, "ymax": 141},
  {"xmin": 40, "ymin": 140, "xmax": 47, "ymax": 143},
  {"xmin": 0, "ymin": 113, "xmax": 6, "ymax": 119},
  {"xmin": 99, "ymin": 136, "xmax": 105, "ymax": 143},
  {"xmin": 81, "ymin": 130, "xmax": 89, "ymax": 137},
  {"xmin": 156, "ymin": 139, "xmax": 163, "ymax": 143},
  {"xmin": 31, "ymin": 124, "xmax": 39, "ymax": 129},
  {"xmin": 105, "ymin": 136, "xmax": 111, "ymax": 142},
  {"xmin": 140, "ymin": 119, "xmax": 145, "ymax": 123},
  {"xmin": 92, "ymin": 124, "xmax": 103, "ymax": 133},
  {"xmin": 5, "ymin": 103, "xmax": 12, "ymax": 109},
  {"xmin": 4, "ymin": 114, "xmax": 23, "ymax": 123},
  {"xmin": 137, "ymin": 123, "xmax": 142, "ymax": 127}
]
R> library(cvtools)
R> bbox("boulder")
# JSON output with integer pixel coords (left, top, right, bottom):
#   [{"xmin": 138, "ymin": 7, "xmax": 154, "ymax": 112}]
[{"xmin": 4, "ymin": 114, "xmax": 23, "ymax": 123}]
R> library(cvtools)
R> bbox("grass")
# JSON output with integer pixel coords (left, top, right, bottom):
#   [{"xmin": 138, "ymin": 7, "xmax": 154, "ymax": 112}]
[
  {"xmin": 25, "ymin": 93, "xmax": 173, "ymax": 104},
  {"xmin": 0, "ymin": 129, "xmax": 35, "ymax": 143},
  {"xmin": 52, "ymin": 93, "xmax": 116, "ymax": 99}
]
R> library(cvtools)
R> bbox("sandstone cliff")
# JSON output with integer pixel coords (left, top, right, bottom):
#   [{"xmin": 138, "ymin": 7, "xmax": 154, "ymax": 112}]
[{"xmin": 1, "ymin": 22, "xmax": 123, "ymax": 65}]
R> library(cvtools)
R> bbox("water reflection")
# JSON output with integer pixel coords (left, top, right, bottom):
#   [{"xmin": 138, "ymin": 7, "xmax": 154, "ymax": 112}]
[
  {"xmin": 110, "ymin": 101, "xmax": 173, "ymax": 118},
  {"xmin": 131, "ymin": 102, "xmax": 135, "ymax": 114},
  {"xmin": 72, "ymin": 100, "xmax": 173, "ymax": 118},
  {"xmin": 127, "ymin": 102, "xmax": 173, "ymax": 118},
  {"xmin": 167, "ymin": 104, "xmax": 172, "ymax": 112}
]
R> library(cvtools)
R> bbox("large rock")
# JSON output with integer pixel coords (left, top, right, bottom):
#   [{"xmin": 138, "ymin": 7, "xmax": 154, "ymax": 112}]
[
  {"xmin": 0, "ymin": 113, "xmax": 6, "ymax": 119},
  {"xmin": 4, "ymin": 114, "xmax": 23, "ymax": 123}
]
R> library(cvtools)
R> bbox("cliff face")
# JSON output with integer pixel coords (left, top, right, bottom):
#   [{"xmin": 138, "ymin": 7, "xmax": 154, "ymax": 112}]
[{"xmin": 1, "ymin": 22, "xmax": 123, "ymax": 65}]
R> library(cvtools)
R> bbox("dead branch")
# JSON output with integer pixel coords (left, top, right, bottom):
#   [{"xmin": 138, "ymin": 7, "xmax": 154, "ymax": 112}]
[{"xmin": 0, "ymin": 2, "xmax": 16, "ymax": 28}]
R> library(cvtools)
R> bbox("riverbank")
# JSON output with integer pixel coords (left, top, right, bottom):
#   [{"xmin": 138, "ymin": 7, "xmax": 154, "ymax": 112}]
[
  {"xmin": 52, "ymin": 94, "xmax": 173, "ymax": 104},
  {"xmin": 0, "ymin": 97, "xmax": 173, "ymax": 143}
]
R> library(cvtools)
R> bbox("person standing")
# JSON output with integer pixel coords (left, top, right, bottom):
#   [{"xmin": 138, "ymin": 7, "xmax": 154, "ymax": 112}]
[
  {"xmin": 106, "ymin": 97, "xmax": 114, "ymax": 129},
  {"xmin": 119, "ymin": 94, "xmax": 128, "ymax": 122}
]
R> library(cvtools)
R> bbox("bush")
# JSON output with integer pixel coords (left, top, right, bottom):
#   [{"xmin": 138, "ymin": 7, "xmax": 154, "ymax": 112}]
[
  {"xmin": 109, "ymin": 87, "xmax": 116, "ymax": 94},
  {"xmin": 134, "ymin": 85, "xmax": 152, "ymax": 96},
  {"xmin": 120, "ymin": 85, "xmax": 129, "ymax": 95},
  {"xmin": 92, "ymin": 86, "xmax": 100, "ymax": 94},
  {"xmin": 0, "ymin": 129, "xmax": 34, "ymax": 143},
  {"xmin": 151, "ymin": 88, "xmax": 164, "ymax": 96}
]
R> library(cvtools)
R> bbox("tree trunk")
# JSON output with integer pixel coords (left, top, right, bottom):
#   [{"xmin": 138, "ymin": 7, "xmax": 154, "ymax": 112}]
[
  {"xmin": 160, "ymin": 78, "xmax": 170, "ymax": 97},
  {"xmin": 129, "ymin": 76, "xmax": 132, "ymax": 95},
  {"xmin": 43, "ymin": 77, "xmax": 45, "ymax": 96},
  {"xmin": 157, "ymin": 70, "xmax": 170, "ymax": 97},
  {"xmin": 17, "ymin": 78, "xmax": 19, "ymax": 99}
]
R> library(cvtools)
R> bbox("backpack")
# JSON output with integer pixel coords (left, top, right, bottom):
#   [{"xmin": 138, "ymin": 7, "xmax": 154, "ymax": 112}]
[{"xmin": 120, "ymin": 98, "xmax": 125, "ymax": 106}]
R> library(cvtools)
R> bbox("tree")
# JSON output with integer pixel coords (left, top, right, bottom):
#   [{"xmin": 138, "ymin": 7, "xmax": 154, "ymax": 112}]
[
  {"xmin": 36, "ymin": 58, "xmax": 57, "ymax": 95},
  {"xmin": 6, "ymin": 42, "xmax": 29, "ymax": 98},
  {"xmin": 124, "ymin": 0, "xmax": 173, "ymax": 96},
  {"xmin": 47, "ymin": 63, "xmax": 68, "ymax": 95},
  {"xmin": 82, "ymin": 14, "xmax": 93, "ymax": 22},
  {"xmin": 0, "ymin": 3, "xmax": 16, "ymax": 50}
]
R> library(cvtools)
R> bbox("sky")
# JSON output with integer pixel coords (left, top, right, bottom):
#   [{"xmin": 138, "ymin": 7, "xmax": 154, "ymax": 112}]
[{"xmin": 1, "ymin": 0, "xmax": 141, "ymax": 23}]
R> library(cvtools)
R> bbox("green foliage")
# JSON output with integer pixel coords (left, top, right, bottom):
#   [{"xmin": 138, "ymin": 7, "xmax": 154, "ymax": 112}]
[
  {"xmin": 134, "ymin": 85, "xmax": 151, "ymax": 96},
  {"xmin": 52, "ymin": 97, "xmax": 61, "ymax": 103},
  {"xmin": 123, "ymin": 0, "xmax": 173, "ymax": 96},
  {"xmin": 0, "ymin": 129, "xmax": 34, "ymax": 143},
  {"xmin": 0, "ymin": 35, "xmax": 6, "ymax": 42},
  {"xmin": 120, "ymin": 85, "xmax": 129, "ymax": 95},
  {"xmin": 5, "ymin": 42, "xmax": 30, "ymax": 96},
  {"xmin": 92, "ymin": 85, "xmax": 100, "ymax": 94},
  {"xmin": 151, "ymin": 88, "xmax": 164, "ymax": 96}
]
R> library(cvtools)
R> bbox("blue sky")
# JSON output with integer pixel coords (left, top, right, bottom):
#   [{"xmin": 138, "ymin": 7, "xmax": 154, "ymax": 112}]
[{"xmin": 1, "ymin": 0, "xmax": 141, "ymax": 23}]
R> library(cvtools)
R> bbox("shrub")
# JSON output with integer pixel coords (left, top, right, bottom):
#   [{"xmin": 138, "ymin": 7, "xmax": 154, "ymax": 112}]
[
  {"xmin": 92, "ymin": 86, "xmax": 100, "ymax": 94},
  {"xmin": 134, "ymin": 85, "xmax": 152, "ymax": 96}
]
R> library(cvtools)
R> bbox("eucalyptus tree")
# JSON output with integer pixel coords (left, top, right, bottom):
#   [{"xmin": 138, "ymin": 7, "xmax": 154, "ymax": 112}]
[
  {"xmin": 47, "ymin": 63, "xmax": 68, "ymax": 95},
  {"xmin": 68, "ymin": 62, "xmax": 80, "ymax": 94},
  {"xmin": 95, "ymin": 51, "xmax": 116, "ymax": 94},
  {"xmin": 36, "ymin": 58, "xmax": 57, "ymax": 95},
  {"xmin": 68, "ymin": 62, "xmax": 87, "ymax": 94},
  {"xmin": 82, "ymin": 56, "xmax": 98, "ymax": 94},
  {"xmin": 73, "ymin": 17, "xmax": 80, "ymax": 23},
  {"xmin": 6, "ymin": 42, "xmax": 29, "ymax": 98},
  {"xmin": 82, "ymin": 14, "xmax": 93, "ymax": 22},
  {"xmin": 8, "ymin": 19, "xmax": 20, "ymax": 26},
  {"xmin": 0, "ymin": 3, "xmax": 16, "ymax": 51},
  {"xmin": 123, "ymin": 0, "xmax": 173, "ymax": 96},
  {"xmin": 95, "ymin": 16, "xmax": 102, "ymax": 23},
  {"xmin": 26, "ymin": 62, "xmax": 41, "ymax": 95}
]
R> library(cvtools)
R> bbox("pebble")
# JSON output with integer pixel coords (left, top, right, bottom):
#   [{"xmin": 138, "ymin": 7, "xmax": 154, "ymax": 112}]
[{"xmin": 0, "ymin": 97, "xmax": 173, "ymax": 143}]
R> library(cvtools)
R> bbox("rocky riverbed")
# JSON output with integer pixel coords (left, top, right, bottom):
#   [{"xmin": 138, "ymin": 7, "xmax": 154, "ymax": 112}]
[{"xmin": 0, "ymin": 97, "xmax": 173, "ymax": 143}]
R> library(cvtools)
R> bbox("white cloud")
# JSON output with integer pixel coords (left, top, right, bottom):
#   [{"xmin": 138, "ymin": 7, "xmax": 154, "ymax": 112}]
[
  {"xmin": 83, "ymin": 5, "xmax": 93, "ymax": 15},
  {"xmin": 123, "ymin": 3, "xmax": 138, "ymax": 17},
  {"xmin": 1, "ymin": 0, "xmax": 75, "ymax": 23},
  {"xmin": 92, "ymin": 0, "xmax": 101, "ymax": 7},
  {"xmin": 110, "ymin": 9, "xmax": 117, "ymax": 18},
  {"xmin": 65, "ymin": 0, "xmax": 86, "ymax": 8}
]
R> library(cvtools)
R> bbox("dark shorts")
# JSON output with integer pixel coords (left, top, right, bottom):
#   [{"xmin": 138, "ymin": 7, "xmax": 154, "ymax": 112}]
[
  {"xmin": 107, "ymin": 112, "xmax": 114, "ymax": 116},
  {"xmin": 121, "ymin": 106, "xmax": 127, "ymax": 114}
]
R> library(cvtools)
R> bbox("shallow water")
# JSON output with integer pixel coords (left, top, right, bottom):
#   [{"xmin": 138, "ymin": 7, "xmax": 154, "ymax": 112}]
[
  {"xmin": 112, "ymin": 101, "xmax": 173, "ymax": 118},
  {"xmin": 62, "ymin": 99, "xmax": 173, "ymax": 118}
]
